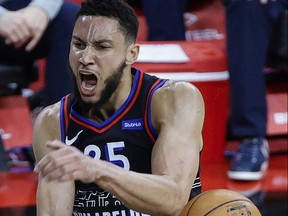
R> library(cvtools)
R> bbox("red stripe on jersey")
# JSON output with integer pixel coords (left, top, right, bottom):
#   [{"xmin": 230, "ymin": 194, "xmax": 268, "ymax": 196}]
[
  {"xmin": 144, "ymin": 79, "xmax": 162, "ymax": 143},
  {"xmin": 70, "ymin": 71, "xmax": 144, "ymax": 133},
  {"xmin": 63, "ymin": 94, "xmax": 70, "ymax": 132}
]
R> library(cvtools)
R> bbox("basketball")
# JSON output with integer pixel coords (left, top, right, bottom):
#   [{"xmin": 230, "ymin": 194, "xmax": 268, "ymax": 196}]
[{"xmin": 180, "ymin": 189, "xmax": 262, "ymax": 216}]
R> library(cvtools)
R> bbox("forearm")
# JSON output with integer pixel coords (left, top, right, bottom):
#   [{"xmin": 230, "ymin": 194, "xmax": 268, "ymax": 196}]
[
  {"xmin": 94, "ymin": 160, "xmax": 188, "ymax": 216},
  {"xmin": 37, "ymin": 178, "xmax": 75, "ymax": 216}
]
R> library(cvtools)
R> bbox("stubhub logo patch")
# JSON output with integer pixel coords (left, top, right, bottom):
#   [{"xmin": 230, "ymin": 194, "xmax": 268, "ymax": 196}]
[{"xmin": 122, "ymin": 118, "xmax": 143, "ymax": 130}]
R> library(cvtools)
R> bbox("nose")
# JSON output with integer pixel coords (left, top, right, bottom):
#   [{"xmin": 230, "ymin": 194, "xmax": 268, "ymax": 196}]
[{"xmin": 79, "ymin": 46, "xmax": 95, "ymax": 65}]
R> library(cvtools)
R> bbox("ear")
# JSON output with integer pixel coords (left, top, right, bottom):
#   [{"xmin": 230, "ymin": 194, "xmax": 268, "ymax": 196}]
[{"xmin": 126, "ymin": 43, "xmax": 140, "ymax": 65}]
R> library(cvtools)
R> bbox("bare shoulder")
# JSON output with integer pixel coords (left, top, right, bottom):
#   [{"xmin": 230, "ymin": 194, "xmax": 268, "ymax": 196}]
[
  {"xmin": 151, "ymin": 80, "xmax": 204, "ymax": 130},
  {"xmin": 34, "ymin": 102, "xmax": 61, "ymax": 132},
  {"xmin": 33, "ymin": 102, "xmax": 62, "ymax": 145},
  {"xmin": 153, "ymin": 80, "xmax": 204, "ymax": 107},
  {"xmin": 33, "ymin": 102, "xmax": 62, "ymax": 161}
]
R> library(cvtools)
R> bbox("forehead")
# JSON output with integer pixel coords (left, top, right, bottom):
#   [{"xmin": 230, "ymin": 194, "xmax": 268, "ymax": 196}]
[{"xmin": 73, "ymin": 16, "xmax": 123, "ymax": 41}]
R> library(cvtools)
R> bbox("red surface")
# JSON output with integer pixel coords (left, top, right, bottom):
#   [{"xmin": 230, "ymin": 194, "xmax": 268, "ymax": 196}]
[
  {"xmin": 29, "ymin": 59, "xmax": 46, "ymax": 93},
  {"xmin": 134, "ymin": 40, "xmax": 227, "ymax": 73},
  {"xmin": 0, "ymin": 96, "xmax": 33, "ymax": 148},
  {"xmin": 198, "ymin": 80, "xmax": 229, "ymax": 162},
  {"xmin": 266, "ymin": 83, "xmax": 288, "ymax": 136},
  {"xmin": 0, "ymin": 172, "xmax": 37, "ymax": 207}
]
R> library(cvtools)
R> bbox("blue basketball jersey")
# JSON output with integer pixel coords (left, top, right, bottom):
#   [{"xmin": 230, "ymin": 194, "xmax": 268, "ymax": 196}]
[{"xmin": 59, "ymin": 68, "xmax": 202, "ymax": 215}]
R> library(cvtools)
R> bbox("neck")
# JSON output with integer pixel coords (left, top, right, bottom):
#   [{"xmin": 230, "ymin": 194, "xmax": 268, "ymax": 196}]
[{"xmin": 84, "ymin": 68, "xmax": 133, "ymax": 123}]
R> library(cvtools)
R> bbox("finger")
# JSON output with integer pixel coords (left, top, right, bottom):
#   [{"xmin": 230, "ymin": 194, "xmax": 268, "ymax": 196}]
[
  {"xmin": 45, "ymin": 140, "xmax": 66, "ymax": 150},
  {"xmin": 14, "ymin": 37, "xmax": 30, "ymax": 49},
  {"xmin": 57, "ymin": 168, "xmax": 91, "ymax": 183},
  {"xmin": 5, "ymin": 32, "xmax": 30, "ymax": 49},
  {"xmin": 4, "ymin": 22, "xmax": 31, "ymax": 47},
  {"xmin": 34, "ymin": 154, "xmax": 52, "ymax": 173},
  {"xmin": 45, "ymin": 140, "xmax": 80, "ymax": 154},
  {"xmin": 20, "ymin": 25, "xmax": 31, "ymax": 38},
  {"xmin": 34, "ymin": 148, "xmax": 58, "ymax": 173},
  {"xmin": 34, "ymin": 145, "xmax": 76, "ymax": 174},
  {"xmin": 4, "ymin": 32, "xmax": 20, "ymax": 45},
  {"xmin": 40, "ymin": 154, "xmax": 70, "ymax": 174},
  {"xmin": 39, "ymin": 156, "xmax": 81, "ymax": 182},
  {"xmin": 41, "ymin": 163, "xmax": 70, "ymax": 181},
  {"xmin": 25, "ymin": 30, "xmax": 43, "ymax": 52},
  {"xmin": 44, "ymin": 165, "xmax": 78, "ymax": 182},
  {"xmin": 59, "ymin": 170, "xmax": 83, "ymax": 182},
  {"xmin": 15, "ymin": 22, "xmax": 31, "ymax": 40}
]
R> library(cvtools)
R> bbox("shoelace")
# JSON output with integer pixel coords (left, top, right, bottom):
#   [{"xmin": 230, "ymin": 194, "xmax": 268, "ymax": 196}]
[{"xmin": 236, "ymin": 141, "xmax": 262, "ymax": 161}]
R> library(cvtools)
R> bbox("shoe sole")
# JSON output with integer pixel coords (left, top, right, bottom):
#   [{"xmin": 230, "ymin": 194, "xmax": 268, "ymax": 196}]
[{"xmin": 227, "ymin": 161, "xmax": 269, "ymax": 181}]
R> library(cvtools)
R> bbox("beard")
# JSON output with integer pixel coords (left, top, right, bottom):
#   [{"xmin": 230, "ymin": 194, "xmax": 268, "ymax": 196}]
[{"xmin": 71, "ymin": 60, "xmax": 126, "ymax": 113}]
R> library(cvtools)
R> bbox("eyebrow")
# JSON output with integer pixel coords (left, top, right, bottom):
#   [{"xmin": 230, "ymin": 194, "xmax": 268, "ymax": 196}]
[
  {"xmin": 72, "ymin": 36, "xmax": 113, "ymax": 44},
  {"xmin": 72, "ymin": 35, "xmax": 83, "ymax": 42}
]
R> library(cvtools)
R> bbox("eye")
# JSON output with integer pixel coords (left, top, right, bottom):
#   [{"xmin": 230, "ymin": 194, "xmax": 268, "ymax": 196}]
[
  {"xmin": 73, "ymin": 41, "xmax": 85, "ymax": 50},
  {"xmin": 96, "ymin": 43, "xmax": 111, "ymax": 50}
]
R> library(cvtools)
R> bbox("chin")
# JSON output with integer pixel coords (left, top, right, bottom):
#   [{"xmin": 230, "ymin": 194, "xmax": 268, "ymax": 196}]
[{"xmin": 80, "ymin": 94, "xmax": 100, "ymax": 103}]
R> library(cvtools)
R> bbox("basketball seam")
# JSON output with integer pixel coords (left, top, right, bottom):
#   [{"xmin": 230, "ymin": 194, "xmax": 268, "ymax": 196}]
[
  {"xmin": 204, "ymin": 199, "xmax": 253, "ymax": 216},
  {"xmin": 186, "ymin": 191, "xmax": 209, "ymax": 213}
]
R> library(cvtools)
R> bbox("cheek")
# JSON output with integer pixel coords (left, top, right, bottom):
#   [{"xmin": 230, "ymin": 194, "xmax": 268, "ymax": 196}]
[{"xmin": 69, "ymin": 51, "xmax": 80, "ymax": 73}]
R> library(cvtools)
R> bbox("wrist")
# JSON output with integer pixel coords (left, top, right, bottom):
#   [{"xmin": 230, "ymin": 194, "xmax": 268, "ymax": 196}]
[
  {"xmin": 28, "ymin": 0, "xmax": 63, "ymax": 21},
  {"xmin": 26, "ymin": 6, "xmax": 49, "ymax": 22}
]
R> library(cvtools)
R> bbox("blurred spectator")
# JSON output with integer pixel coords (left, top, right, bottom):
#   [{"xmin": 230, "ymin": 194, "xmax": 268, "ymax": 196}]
[
  {"xmin": 126, "ymin": 0, "xmax": 187, "ymax": 41},
  {"xmin": 224, "ymin": 0, "xmax": 287, "ymax": 181},
  {"xmin": 0, "ymin": 0, "xmax": 79, "ymax": 107}
]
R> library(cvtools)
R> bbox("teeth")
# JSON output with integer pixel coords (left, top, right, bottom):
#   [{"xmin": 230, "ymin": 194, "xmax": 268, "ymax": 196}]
[{"xmin": 82, "ymin": 81, "xmax": 96, "ymax": 91}]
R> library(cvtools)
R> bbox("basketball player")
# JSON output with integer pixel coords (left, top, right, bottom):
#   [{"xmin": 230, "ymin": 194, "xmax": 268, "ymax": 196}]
[{"xmin": 33, "ymin": 0, "xmax": 204, "ymax": 215}]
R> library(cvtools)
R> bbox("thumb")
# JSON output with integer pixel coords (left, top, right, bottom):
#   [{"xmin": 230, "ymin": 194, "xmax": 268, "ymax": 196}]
[{"xmin": 45, "ymin": 140, "xmax": 65, "ymax": 150}]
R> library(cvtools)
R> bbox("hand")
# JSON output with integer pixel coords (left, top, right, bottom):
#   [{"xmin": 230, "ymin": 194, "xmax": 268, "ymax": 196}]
[
  {"xmin": 0, "ymin": 6, "xmax": 48, "ymax": 51},
  {"xmin": 34, "ymin": 140, "xmax": 97, "ymax": 183}
]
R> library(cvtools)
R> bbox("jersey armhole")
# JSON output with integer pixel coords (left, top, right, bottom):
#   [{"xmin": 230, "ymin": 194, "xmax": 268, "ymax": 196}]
[
  {"xmin": 144, "ymin": 79, "xmax": 167, "ymax": 142},
  {"xmin": 59, "ymin": 94, "xmax": 70, "ymax": 142}
]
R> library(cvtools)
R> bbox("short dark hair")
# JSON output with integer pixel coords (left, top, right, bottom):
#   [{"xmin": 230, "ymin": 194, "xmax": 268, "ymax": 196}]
[{"xmin": 76, "ymin": 0, "xmax": 139, "ymax": 43}]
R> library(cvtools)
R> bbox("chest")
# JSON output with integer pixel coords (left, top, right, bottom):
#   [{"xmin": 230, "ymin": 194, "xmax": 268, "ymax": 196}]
[{"xmin": 65, "ymin": 102, "xmax": 154, "ymax": 173}]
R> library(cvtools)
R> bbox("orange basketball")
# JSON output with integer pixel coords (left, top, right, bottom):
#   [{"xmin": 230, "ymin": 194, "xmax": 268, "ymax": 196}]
[{"xmin": 180, "ymin": 189, "xmax": 262, "ymax": 216}]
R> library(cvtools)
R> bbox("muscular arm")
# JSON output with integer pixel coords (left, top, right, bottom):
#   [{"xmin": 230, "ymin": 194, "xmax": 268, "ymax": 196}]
[
  {"xmin": 33, "ymin": 103, "xmax": 75, "ymax": 216},
  {"xmin": 101, "ymin": 81, "xmax": 204, "ymax": 215},
  {"xmin": 34, "ymin": 81, "xmax": 204, "ymax": 216}
]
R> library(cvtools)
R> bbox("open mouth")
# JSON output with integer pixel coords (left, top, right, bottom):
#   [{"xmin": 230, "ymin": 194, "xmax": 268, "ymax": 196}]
[{"xmin": 80, "ymin": 72, "xmax": 98, "ymax": 91}]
